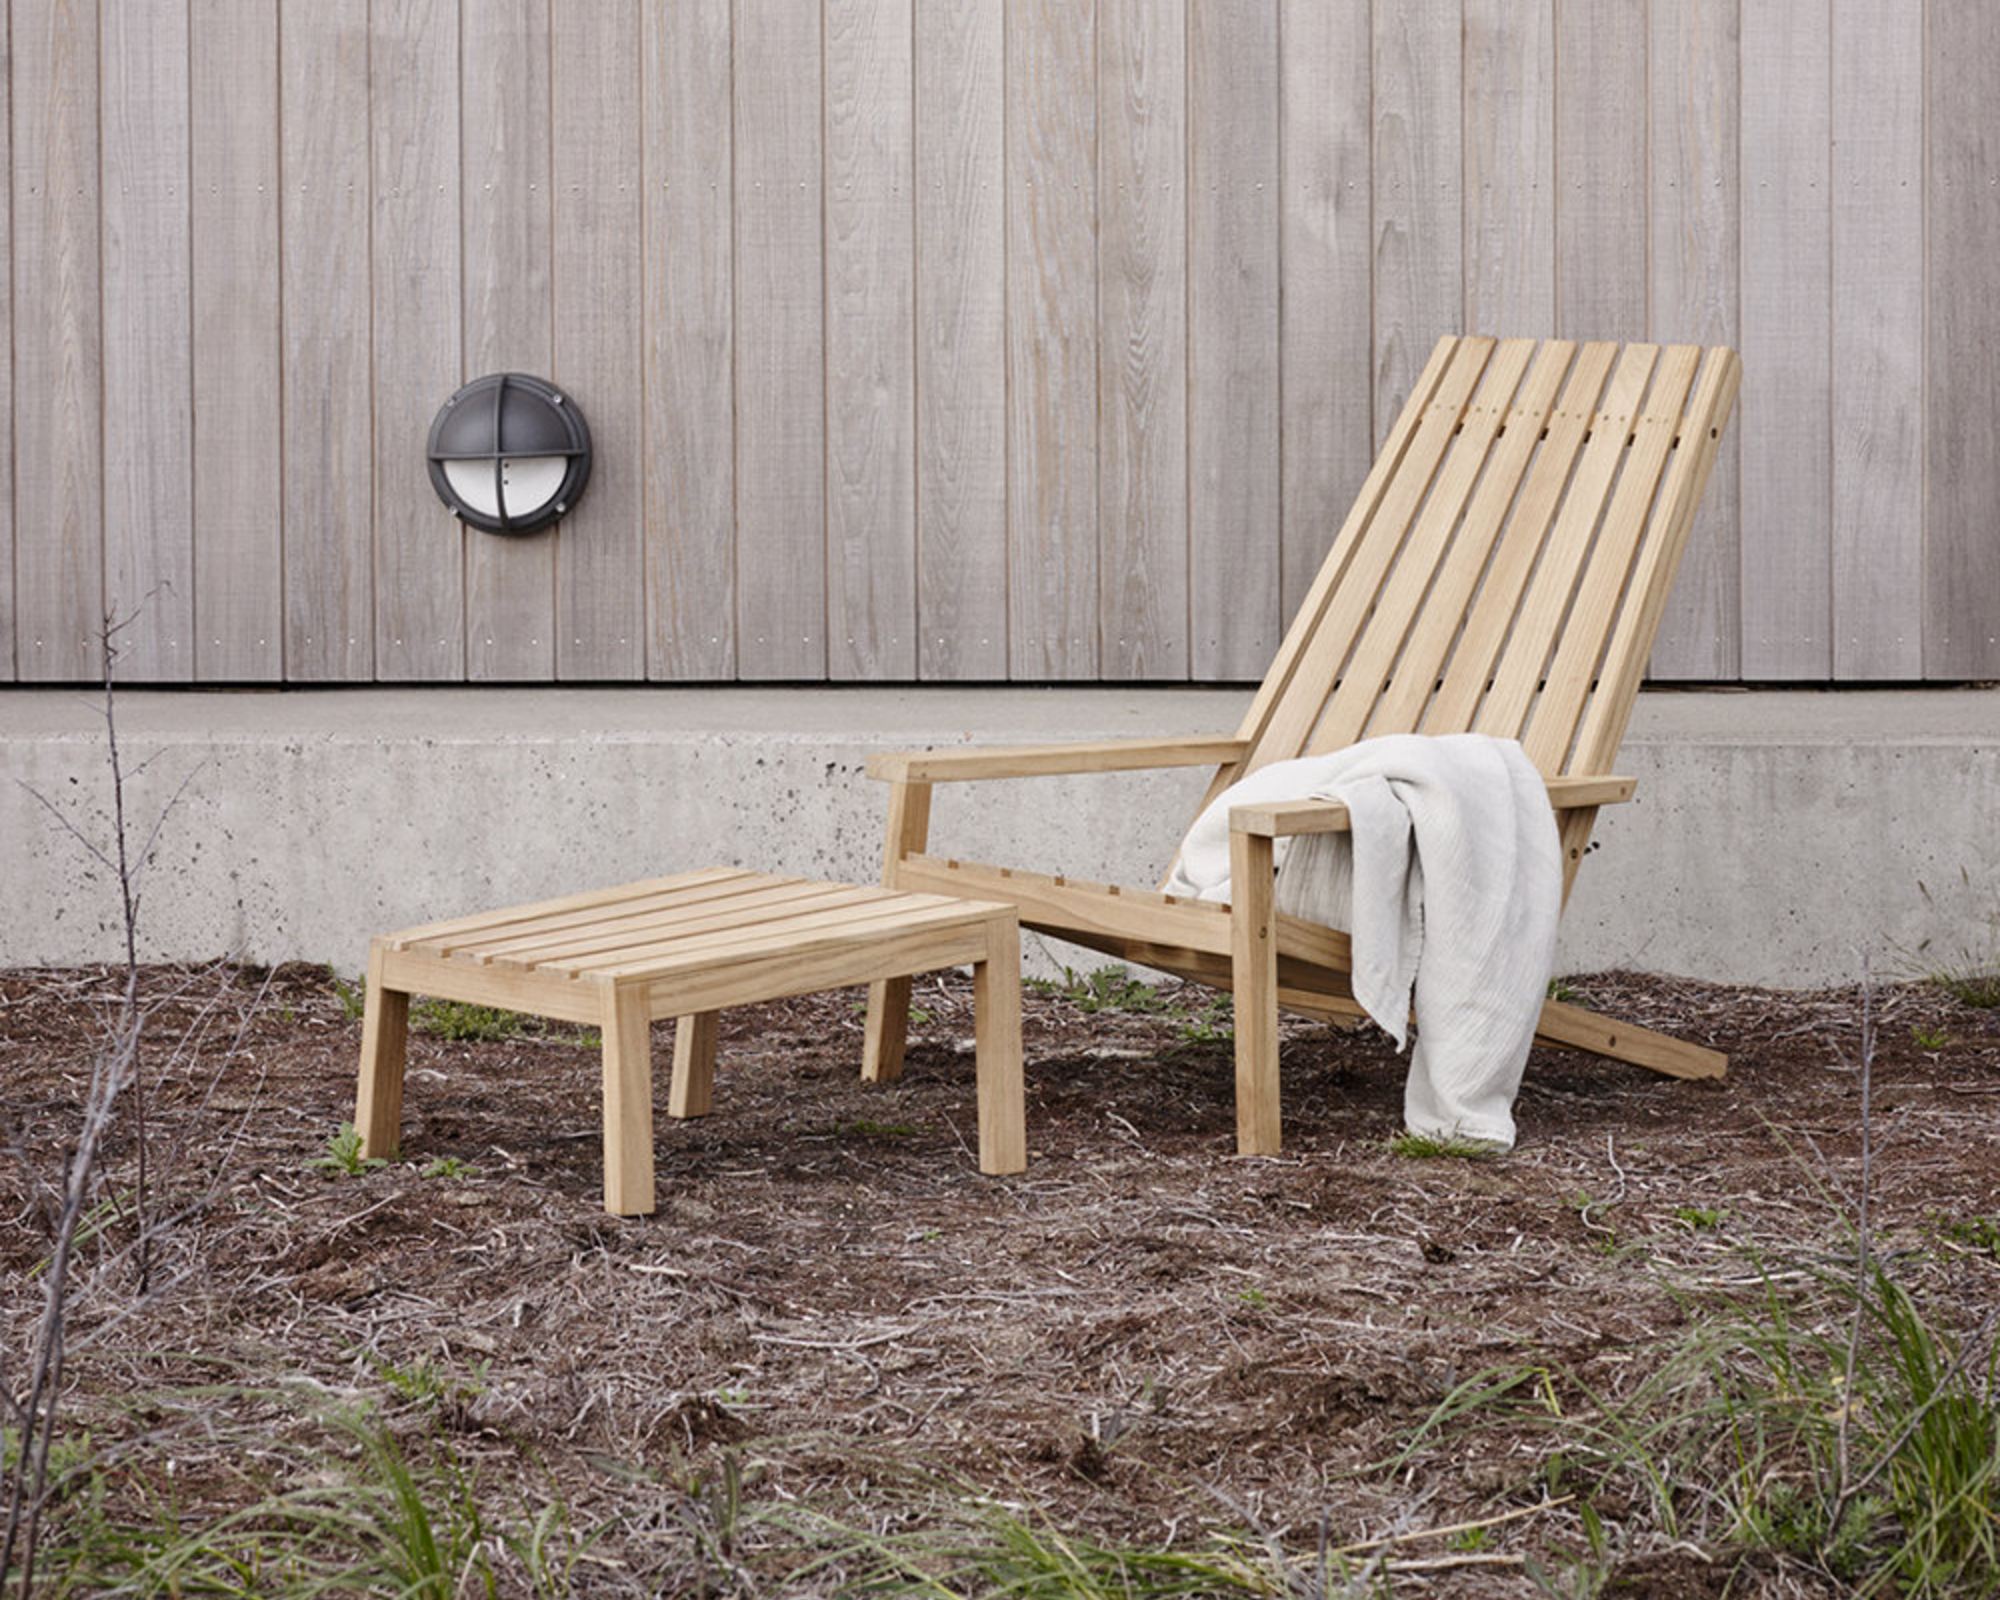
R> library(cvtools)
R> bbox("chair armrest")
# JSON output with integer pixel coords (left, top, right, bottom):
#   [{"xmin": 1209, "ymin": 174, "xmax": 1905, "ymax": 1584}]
[
  {"xmin": 866, "ymin": 735, "xmax": 1248, "ymax": 784},
  {"xmin": 1229, "ymin": 774, "xmax": 1636, "ymax": 839},
  {"xmin": 1229, "ymin": 798, "xmax": 1352, "ymax": 838}
]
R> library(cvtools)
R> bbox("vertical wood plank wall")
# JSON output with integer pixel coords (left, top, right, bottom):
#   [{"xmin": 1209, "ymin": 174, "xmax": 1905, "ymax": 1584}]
[{"xmin": 2, "ymin": 0, "xmax": 1991, "ymax": 684}]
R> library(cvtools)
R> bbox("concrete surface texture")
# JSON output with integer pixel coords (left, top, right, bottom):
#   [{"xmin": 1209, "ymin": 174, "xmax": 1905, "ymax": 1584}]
[{"xmin": 2, "ymin": 687, "xmax": 1995, "ymax": 988}]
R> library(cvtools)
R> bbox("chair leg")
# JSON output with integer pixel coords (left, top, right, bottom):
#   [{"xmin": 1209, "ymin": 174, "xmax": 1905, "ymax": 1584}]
[
  {"xmin": 600, "ymin": 985, "xmax": 656, "ymax": 1216},
  {"xmin": 1537, "ymin": 995, "xmax": 1728, "ymax": 1080},
  {"xmin": 1230, "ymin": 830, "xmax": 1282, "ymax": 1156},
  {"xmin": 864, "ymin": 779, "xmax": 933, "ymax": 1084},
  {"xmin": 668, "ymin": 1013, "xmax": 719, "ymax": 1117},
  {"xmin": 973, "ymin": 917, "xmax": 1026, "ymax": 1175},
  {"xmin": 862, "ymin": 977, "xmax": 913, "ymax": 1083},
  {"xmin": 355, "ymin": 942, "xmax": 410, "ymax": 1160}
]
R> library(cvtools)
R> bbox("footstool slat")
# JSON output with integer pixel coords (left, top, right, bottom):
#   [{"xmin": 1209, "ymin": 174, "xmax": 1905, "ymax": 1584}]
[
  {"xmin": 627, "ymin": 925, "xmax": 993, "ymax": 1013},
  {"xmin": 484, "ymin": 883, "xmax": 886, "ymax": 969},
  {"xmin": 390, "ymin": 867, "xmax": 756, "ymax": 951},
  {"xmin": 580, "ymin": 898, "xmax": 993, "ymax": 979},
  {"xmin": 433, "ymin": 873, "xmax": 810, "ymax": 958}
]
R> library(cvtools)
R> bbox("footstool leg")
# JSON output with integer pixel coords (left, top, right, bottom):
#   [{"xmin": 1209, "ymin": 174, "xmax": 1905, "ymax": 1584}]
[
  {"xmin": 600, "ymin": 985, "xmax": 656, "ymax": 1216},
  {"xmin": 355, "ymin": 941, "xmax": 410, "ymax": 1160},
  {"xmin": 668, "ymin": 1013, "xmax": 719, "ymax": 1118},
  {"xmin": 972, "ymin": 916, "xmax": 1026, "ymax": 1175}
]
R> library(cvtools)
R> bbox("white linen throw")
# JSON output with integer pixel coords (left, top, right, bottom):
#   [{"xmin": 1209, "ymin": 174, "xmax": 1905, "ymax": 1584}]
[{"xmin": 1163, "ymin": 733, "xmax": 1560, "ymax": 1149}]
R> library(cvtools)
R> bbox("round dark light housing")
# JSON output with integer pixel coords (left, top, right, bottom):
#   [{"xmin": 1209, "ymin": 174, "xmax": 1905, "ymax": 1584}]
[{"xmin": 427, "ymin": 372, "xmax": 592, "ymax": 536}]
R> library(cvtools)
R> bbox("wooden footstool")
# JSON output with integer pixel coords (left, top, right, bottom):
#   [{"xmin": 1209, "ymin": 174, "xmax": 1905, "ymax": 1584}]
[{"xmin": 352, "ymin": 870, "xmax": 1025, "ymax": 1214}]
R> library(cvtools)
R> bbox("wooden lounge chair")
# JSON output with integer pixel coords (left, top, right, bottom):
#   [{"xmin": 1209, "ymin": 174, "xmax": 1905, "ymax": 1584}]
[{"xmin": 860, "ymin": 335, "xmax": 1742, "ymax": 1153}]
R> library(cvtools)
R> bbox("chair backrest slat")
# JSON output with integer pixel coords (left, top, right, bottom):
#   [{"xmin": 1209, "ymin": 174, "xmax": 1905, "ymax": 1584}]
[
  {"xmin": 1354, "ymin": 339, "xmax": 1576, "ymax": 744},
  {"xmin": 1570, "ymin": 347, "xmax": 1743, "ymax": 774},
  {"xmin": 1210, "ymin": 334, "xmax": 1739, "ymax": 804},
  {"xmin": 1522, "ymin": 344, "xmax": 1701, "ymax": 771},
  {"xmin": 1418, "ymin": 341, "xmax": 1618, "ymax": 736},
  {"xmin": 1219, "ymin": 335, "xmax": 1463, "ymax": 795},
  {"xmin": 1238, "ymin": 336, "xmax": 1497, "ymax": 774},
  {"xmin": 1304, "ymin": 337, "xmax": 1540, "ymax": 756},
  {"xmin": 1471, "ymin": 343, "xmax": 1661, "ymax": 745}
]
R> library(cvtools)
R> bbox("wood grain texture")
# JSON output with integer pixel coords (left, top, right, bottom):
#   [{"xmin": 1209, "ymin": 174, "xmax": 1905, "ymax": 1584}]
[
  {"xmin": 280, "ymin": 0, "xmax": 373, "ymax": 680},
  {"xmin": 191, "ymin": 0, "xmax": 282, "ymax": 682},
  {"xmin": 552, "ymin": 0, "xmax": 644, "ymax": 678},
  {"xmin": 1097, "ymin": 0, "xmax": 1186, "ymax": 679},
  {"xmin": 102, "ymin": 0, "xmax": 192, "ymax": 680},
  {"xmin": 1311, "ymin": 337, "xmax": 1537, "ymax": 753},
  {"xmin": 462, "ymin": 0, "xmax": 555, "ymax": 682},
  {"xmin": 0, "ymin": 2, "xmax": 1974, "ymax": 689},
  {"xmin": 643, "ymin": 0, "xmax": 734, "ymax": 679},
  {"xmin": 1553, "ymin": 0, "xmax": 1646, "ymax": 339},
  {"xmin": 1830, "ymin": 0, "xmax": 1922, "ymax": 679},
  {"xmin": 1228, "ymin": 828, "xmax": 1281, "ymax": 1153},
  {"xmin": 825, "ymin": 0, "xmax": 916, "ymax": 679},
  {"xmin": 371, "ymin": 0, "xmax": 462, "ymax": 681},
  {"xmin": 1372, "ymin": 0, "xmax": 1461, "ymax": 449},
  {"xmin": 1464, "ymin": 0, "xmax": 1554, "ymax": 336},
  {"xmin": 1190, "ymin": 0, "xmax": 1280, "ymax": 681},
  {"xmin": 734, "ymin": 0, "xmax": 826, "ymax": 679},
  {"xmin": 1647, "ymin": 0, "xmax": 1740, "ymax": 678},
  {"xmin": 12, "ymin": 0, "xmax": 102, "ymax": 681},
  {"xmin": 1739, "ymin": 0, "xmax": 1830, "ymax": 679},
  {"xmin": 915, "ymin": 0, "xmax": 1006, "ymax": 680},
  {"xmin": 971, "ymin": 914, "xmax": 1026, "ymax": 1175},
  {"xmin": 1005, "ymin": 0, "xmax": 1098, "ymax": 679},
  {"xmin": 1925, "ymin": 0, "xmax": 2000, "ymax": 678},
  {"xmin": 1278, "ymin": 0, "xmax": 1371, "ymax": 621}
]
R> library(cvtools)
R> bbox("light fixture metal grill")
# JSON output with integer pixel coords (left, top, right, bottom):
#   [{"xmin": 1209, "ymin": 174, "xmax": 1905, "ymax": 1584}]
[{"xmin": 427, "ymin": 372, "xmax": 592, "ymax": 536}]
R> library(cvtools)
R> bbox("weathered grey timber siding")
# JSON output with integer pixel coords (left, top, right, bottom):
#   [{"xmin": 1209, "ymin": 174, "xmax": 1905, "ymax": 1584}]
[{"xmin": 1, "ymin": 1, "xmax": 1988, "ymax": 683}]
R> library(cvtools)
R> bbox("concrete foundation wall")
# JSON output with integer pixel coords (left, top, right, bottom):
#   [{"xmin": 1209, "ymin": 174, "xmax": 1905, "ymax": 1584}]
[{"xmin": 3, "ymin": 688, "xmax": 1995, "ymax": 988}]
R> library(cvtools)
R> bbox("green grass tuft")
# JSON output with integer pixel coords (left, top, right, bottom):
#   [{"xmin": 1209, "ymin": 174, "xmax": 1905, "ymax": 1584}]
[
  {"xmin": 1025, "ymin": 964, "xmax": 1172, "ymax": 1015},
  {"xmin": 1176, "ymin": 995, "xmax": 1235, "ymax": 1044},
  {"xmin": 1930, "ymin": 967, "xmax": 2000, "ymax": 1009},
  {"xmin": 412, "ymin": 997, "xmax": 526, "ymax": 1041},
  {"xmin": 1938, "ymin": 1214, "xmax": 2000, "ymax": 1257},
  {"xmin": 1386, "ymin": 1260, "xmax": 2000, "ymax": 1596},
  {"xmin": 1387, "ymin": 1130, "xmax": 1501, "ymax": 1161},
  {"xmin": 328, "ymin": 965, "xmax": 368, "ymax": 1021}
]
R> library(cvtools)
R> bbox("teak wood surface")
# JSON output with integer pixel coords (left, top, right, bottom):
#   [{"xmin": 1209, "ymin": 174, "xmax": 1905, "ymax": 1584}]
[
  {"xmin": 865, "ymin": 334, "xmax": 1742, "ymax": 1156},
  {"xmin": 355, "ymin": 871, "xmax": 1025, "ymax": 1215}
]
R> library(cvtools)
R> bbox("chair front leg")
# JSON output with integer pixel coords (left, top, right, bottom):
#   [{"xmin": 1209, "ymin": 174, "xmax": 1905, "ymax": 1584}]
[
  {"xmin": 355, "ymin": 940, "xmax": 410, "ymax": 1160},
  {"xmin": 1229, "ymin": 828, "xmax": 1281, "ymax": 1156},
  {"xmin": 863, "ymin": 779, "xmax": 933, "ymax": 1082}
]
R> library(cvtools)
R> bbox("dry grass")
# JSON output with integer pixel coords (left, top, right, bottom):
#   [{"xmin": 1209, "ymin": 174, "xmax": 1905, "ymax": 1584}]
[{"xmin": 3, "ymin": 961, "xmax": 1998, "ymax": 1595}]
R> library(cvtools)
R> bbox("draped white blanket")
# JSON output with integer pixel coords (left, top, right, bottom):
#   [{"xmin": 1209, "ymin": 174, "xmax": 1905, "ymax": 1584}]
[{"xmin": 1163, "ymin": 733, "xmax": 1560, "ymax": 1149}]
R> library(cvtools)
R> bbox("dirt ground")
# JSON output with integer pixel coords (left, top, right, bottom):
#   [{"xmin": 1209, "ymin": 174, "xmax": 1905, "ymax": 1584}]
[{"xmin": 3, "ymin": 961, "xmax": 1998, "ymax": 1597}]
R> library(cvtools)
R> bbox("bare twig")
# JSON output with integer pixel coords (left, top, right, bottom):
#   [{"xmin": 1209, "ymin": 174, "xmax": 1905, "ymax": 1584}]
[
  {"xmin": 1, "ymin": 606, "xmax": 206, "ymax": 1597},
  {"xmin": 1830, "ymin": 958, "xmax": 1876, "ymax": 1528}
]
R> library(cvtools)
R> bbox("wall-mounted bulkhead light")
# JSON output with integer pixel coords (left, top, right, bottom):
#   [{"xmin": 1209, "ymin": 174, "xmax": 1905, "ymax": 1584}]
[{"xmin": 427, "ymin": 372, "xmax": 592, "ymax": 535}]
